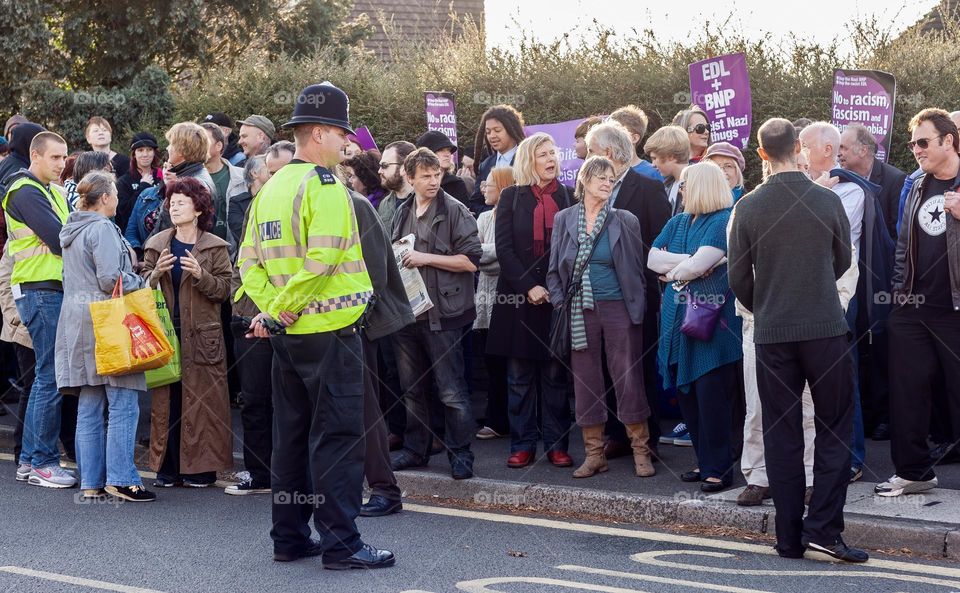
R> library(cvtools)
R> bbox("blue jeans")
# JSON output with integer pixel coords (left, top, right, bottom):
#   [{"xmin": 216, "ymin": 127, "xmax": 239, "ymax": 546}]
[
  {"xmin": 507, "ymin": 357, "xmax": 570, "ymax": 454},
  {"xmin": 393, "ymin": 321, "xmax": 474, "ymax": 464},
  {"xmin": 846, "ymin": 299, "xmax": 865, "ymax": 469},
  {"xmin": 15, "ymin": 289, "xmax": 63, "ymax": 468},
  {"xmin": 76, "ymin": 385, "xmax": 143, "ymax": 489}
]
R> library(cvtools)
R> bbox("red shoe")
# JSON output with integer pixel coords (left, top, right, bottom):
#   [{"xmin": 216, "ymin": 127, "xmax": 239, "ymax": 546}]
[
  {"xmin": 547, "ymin": 450, "xmax": 573, "ymax": 467},
  {"xmin": 507, "ymin": 451, "xmax": 534, "ymax": 468}
]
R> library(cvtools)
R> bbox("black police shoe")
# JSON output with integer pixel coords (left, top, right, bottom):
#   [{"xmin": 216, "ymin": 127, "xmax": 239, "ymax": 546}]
[
  {"xmin": 360, "ymin": 495, "xmax": 402, "ymax": 517},
  {"xmin": 323, "ymin": 544, "xmax": 396, "ymax": 570},
  {"xmin": 930, "ymin": 442, "xmax": 960, "ymax": 464},
  {"xmin": 451, "ymin": 458, "xmax": 474, "ymax": 480},
  {"xmin": 390, "ymin": 450, "xmax": 428, "ymax": 471},
  {"xmin": 273, "ymin": 538, "xmax": 324, "ymax": 562},
  {"xmin": 802, "ymin": 538, "xmax": 869, "ymax": 563}
]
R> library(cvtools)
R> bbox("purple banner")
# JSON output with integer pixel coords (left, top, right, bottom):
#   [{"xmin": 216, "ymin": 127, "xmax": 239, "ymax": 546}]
[
  {"xmin": 424, "ymin": 91, "xmax": 458, "ymax": 147},
  {"xmin": 831, "ymin": 69, "xmax": 896, "ymax": 162},
  {"xmin": 688, "ymin": 53, "xmax": 753, "ymax": 150},
  {"xmin": 354, "ymin": 126, "xmax": 378, "ymax": 152},
  {"xmin": 524, "ymin": 118, "xmax": 587, "ymax": 187}
]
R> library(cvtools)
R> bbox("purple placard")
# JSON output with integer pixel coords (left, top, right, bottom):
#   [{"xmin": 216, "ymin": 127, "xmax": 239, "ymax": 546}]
[
  {"xmin": 425, "ymin": 91, "xmax": 458, "ymax": 147},
  {"xmin": 354, "ymin": 126, "xmax": 378, "ymax": 152},
  {"xmin": 688, "ymin": 53, "xmax": 753, "ymax": 150},
  {"xmin": 524, "ymin": 118, "xmax": 587, "ymax": 187},
  {"xmin": 831, "ymin": 69, "xmax": 897, "ymax": 162}
]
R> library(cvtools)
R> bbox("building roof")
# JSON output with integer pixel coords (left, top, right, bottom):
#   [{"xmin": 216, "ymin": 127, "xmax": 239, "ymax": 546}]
[{"xmin": 350, "ymin": 0, "xmax": 485, "ymax": 60}]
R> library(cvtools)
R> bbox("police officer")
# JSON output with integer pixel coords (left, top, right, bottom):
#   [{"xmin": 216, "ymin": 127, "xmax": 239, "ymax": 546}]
[
  {"xmin": 238, "ymin": 83, "xmax": 395, "ymax": 569},
  {"xmin": 4, "ymin": 131, "xmax": 78, "ymax": 489}
]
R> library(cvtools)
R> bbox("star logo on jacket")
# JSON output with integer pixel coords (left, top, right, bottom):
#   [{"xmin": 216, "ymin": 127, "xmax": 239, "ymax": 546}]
[{"xmin": 918, "ymin": 195, "xmax": 947, "ymax": 237}]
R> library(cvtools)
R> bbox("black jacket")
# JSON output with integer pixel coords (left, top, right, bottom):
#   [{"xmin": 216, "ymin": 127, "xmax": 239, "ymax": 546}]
[
  {"xmin": 468, "ymin": 151, "xmax": 513, "ymax": 217},
  {"xmin": 869, "ymin": 158, "xmax": 908, "ymax": 241},
  {"xmin": 612, "ymin": 168, "xmax": 672, "ymax": 304},
  {"xmin": 115, "ymin": 170, "xmax": 161, "ymax": 235},
  {"xmin": 893, "ymin": 169, "xmax": 960, "ymax": 311},
  {"xmin": 350, "ymin": 189, "xmax": 415, "ymax": 340},
  {"xmin": 0, "ymin": 122, "xmax": 44, "ymax": 199},
  {"xmin": 486, "ymin": 183, "xmax": 574, "ymax": 360},
  {"xmin": 442, "ymin": 172, "xmax": 470, "ymax": 206}
]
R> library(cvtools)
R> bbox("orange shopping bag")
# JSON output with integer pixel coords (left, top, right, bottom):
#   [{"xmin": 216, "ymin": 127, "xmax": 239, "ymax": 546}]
[{"xmin": 90, "ymin": 277, "xmax": 173, "ymax": 376}]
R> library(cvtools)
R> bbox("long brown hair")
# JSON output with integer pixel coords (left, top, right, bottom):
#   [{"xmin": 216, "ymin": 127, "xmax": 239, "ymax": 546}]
[{"xmin": 472, "ymin": 105, "xmax": 526, "ymax": 175}]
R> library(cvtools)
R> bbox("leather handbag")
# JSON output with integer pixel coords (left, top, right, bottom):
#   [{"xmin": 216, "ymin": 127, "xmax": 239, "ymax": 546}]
[{"xmin": 680, "ymin": 288, "xmax": 731, "ymax": 341}]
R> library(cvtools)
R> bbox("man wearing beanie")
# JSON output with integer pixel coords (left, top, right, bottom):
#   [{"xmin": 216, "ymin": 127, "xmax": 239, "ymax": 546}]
[{"xmin": 415, "ymin": 130, "xmax": 469, "ymax": 204}]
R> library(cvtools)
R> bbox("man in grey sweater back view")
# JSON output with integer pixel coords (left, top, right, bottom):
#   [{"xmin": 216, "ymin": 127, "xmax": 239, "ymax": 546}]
[{"xmin": 728, "ymin": 118, "xmax": 866, "ymax": 563}]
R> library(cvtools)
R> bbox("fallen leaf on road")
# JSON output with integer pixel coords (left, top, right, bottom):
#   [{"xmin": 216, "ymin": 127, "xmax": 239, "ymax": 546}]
[{"xmin": 507, "ymin": 550, "xmax": 527, "ymax": 558}]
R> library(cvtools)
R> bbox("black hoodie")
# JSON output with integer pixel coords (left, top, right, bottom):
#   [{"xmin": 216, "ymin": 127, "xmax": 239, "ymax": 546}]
[{"xmin": 0, "ymin": 122, "xmax": 44, "ymax": 197}]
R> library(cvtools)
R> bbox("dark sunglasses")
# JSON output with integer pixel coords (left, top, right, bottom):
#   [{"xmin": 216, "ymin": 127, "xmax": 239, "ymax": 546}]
[
  {"xmin": 907, "ymin": 134, "xmax": 945, "ymax": 151},
  {"xmin": 688, "ymin": 123, "xmax": 711, "ymax": 135}
]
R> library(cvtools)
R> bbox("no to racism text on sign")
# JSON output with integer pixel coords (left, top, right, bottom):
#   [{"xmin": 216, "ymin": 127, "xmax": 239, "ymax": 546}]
[{"xmin": 831, "ymin": 69, "xmax": 896, "ymax": 162}]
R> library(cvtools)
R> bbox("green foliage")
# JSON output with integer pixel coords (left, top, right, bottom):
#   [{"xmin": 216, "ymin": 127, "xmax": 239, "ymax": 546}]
[
  {"xmin": 0, "ymin": 0, "xmax": 67, "ymax": 112},
  {"xmin": 19, "ymin": 66, "xmax": 174, "ymax": 152}
]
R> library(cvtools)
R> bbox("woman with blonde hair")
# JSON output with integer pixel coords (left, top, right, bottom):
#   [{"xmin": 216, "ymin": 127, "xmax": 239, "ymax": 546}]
[
  {"xmin": 487, "ymin": 133, "xmax": 574, "ymax": 468},
  {"xmin": 648, "ymin": 161, "xmax": 743, "ymax": 493},
  {"xmin": 474, "ymin": 166, "xmax": 515, "ymax": 441},
  {"xmin": 547, "ymin": 156, "xmax": 652, "ymax": 479},
  {"xmin": 672, "ymin": 106, "xmax": 712, "ymax": 163}
]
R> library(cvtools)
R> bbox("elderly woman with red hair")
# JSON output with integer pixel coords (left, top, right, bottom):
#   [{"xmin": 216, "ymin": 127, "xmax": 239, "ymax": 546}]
[{"xmin": 141, "ymin": 177, "xmax": 233, "ymax": 488}]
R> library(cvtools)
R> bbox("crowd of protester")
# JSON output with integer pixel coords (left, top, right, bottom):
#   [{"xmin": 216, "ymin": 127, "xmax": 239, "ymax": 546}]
[{"xmin": 0, "ymin": 90, "xmax": 958, "ymax": 566}]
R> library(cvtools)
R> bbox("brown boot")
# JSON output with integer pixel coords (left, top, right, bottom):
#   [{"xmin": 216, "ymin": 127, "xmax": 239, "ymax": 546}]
[
  {"xmin": 625, "ymin": 423, "xmax": 655, "ymax": 477},
  {"xmin": 572, "ymin": 425, "xmax": 608, "ymax": 478}
]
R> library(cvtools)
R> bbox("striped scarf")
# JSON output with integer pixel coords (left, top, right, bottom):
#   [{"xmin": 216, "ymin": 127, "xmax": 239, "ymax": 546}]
[{"xmin": 570, "ymin": 202, "xmax": 609, "ymax": 352}]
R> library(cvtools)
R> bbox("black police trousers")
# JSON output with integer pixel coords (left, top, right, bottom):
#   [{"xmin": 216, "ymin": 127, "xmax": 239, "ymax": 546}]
[{"xmin": 269, "ymin": 329, "xmax": 365, "ymax": 562}]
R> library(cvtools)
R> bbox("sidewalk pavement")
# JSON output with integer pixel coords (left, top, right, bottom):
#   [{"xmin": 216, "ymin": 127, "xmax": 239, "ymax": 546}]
[{"xmin": 3, "ymin": 400, "xmax": 960, "ymax": 560}]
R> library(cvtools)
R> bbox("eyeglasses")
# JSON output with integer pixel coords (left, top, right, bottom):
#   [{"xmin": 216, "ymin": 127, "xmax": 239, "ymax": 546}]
[
  {"xmin": 378, "ymin": 162, "xmax": 401, "ymax": 170},
  {"xmin": 688, "ymin": 123, "xmax": 711, "ymax": 135},
  {"xmin": 907, "ymin": 135, "xmax": 946, "ymax": 151}
]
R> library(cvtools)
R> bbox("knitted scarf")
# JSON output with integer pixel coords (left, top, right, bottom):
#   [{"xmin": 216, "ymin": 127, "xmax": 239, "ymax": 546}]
[
  {"xmin": 570, "ymin": 201, "xmax": 610, "ymax": 352},
  {"xmin": 530, "ymin": 179, "xmax": 560, "ymax": 257}
]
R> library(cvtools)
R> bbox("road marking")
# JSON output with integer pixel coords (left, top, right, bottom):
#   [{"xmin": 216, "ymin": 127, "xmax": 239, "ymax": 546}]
[
  {"xmin": 404, "ymin": 503, "xmax": 960, "ymax": 578},
  {"xmin": 0, "ymin": 566, "xmax": 168, "ymax": 593},
  {"xmin": 557, "ymin": 565, "xmax": 776, "ymax": 593},
  {"xmin": 456, "ymin": 577, "xmax": 649, "ymax": 592}
]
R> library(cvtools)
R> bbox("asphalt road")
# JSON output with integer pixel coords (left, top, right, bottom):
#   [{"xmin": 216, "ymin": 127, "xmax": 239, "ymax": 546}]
[{"xmin": 2, "ymin": 458, "xmax": 959, "ymax": 593}]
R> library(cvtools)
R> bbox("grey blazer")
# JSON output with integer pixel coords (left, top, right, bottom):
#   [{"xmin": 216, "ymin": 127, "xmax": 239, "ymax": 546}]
[{"xmin": 546, "ymin": 206, "xmax": 647, "ymax": 324}]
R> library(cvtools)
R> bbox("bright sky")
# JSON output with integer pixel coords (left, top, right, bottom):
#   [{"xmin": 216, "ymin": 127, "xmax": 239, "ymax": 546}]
[{"xmin": 485, "ymin": 0, "xmax": 941, "ymax": 53}]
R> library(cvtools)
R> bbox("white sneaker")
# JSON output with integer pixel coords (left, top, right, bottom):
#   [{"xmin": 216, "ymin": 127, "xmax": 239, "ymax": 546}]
[
  {"xmin": 28, "ymin": 464, "xmax": 78, "ymax": 489},
  {"xmin": 874, "ymin": 474, "xmax": 938, "ymax": 497},
  {"xmin": 475, "ymin": 426, "xmax": 502, "ymax": 440},
  {"xmin": 16, "ymin": 463, "xmax": 32, "ymax": 482}
]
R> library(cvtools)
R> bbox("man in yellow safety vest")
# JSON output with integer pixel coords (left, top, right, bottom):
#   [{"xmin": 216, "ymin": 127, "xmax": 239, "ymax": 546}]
[{"xmin": 3, "ymin": 131, "xmax": 77, "ymax": 489}]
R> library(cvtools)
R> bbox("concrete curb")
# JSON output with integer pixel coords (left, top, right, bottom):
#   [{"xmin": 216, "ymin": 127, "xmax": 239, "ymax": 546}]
[
  {"xmin": 3, "ymin": 422, "xmax": 956, "ymax": 559},
  {"xmin": 395, "ymin": 470, "xmax": 960, "ymax": 559}
]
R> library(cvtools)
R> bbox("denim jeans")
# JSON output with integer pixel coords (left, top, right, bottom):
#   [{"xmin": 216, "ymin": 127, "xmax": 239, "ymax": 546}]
[
  {"xmin": 506, "ymin": 357, "xmax": 570, "ymax": 454},
  {"xmin": 393, "ymin": 321, "xmax": 474, "ymax": 465},
  {"xmin": 15, "ymin": 289, "xmax": 63, "ymax": 468},
  {"xmin": 846, "ymin": 299, "xmax": 865, "ymax": 469},
  {"xmin": 76, "ymin": 385, "xmax": 143, "ymax": 489}
]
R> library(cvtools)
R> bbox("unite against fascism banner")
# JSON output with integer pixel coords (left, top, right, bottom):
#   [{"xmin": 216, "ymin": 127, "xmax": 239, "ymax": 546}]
[
  {"xmin": 524, "ymin": 118, "xmax": 587, "ymax": 187},
  {"xmin": 688, "ymin": 52, "xmax": 753, "ymax": 150},
  {"xmin": 831, "ymin": 69, "xmax": 897, "ymax": 162}
]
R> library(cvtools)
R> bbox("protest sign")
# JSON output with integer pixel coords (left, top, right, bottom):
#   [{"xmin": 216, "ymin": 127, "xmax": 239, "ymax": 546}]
[
  {"xmin": 831, "ymin": 69, "xmax": 896, "ymax": 162},
  {"xmin": 688, "ymin": 53, "xmax": 753, "ymax": 150}
]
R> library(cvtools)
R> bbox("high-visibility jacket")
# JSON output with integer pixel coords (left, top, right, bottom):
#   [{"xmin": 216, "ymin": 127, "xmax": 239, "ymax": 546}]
[
  {"xmin": 2, "ymin": 176, "xmax": 68, "ymax": 286},
  {"xmin": 237, "ymin": 162, "xmax": 372, "ymax": 334}
]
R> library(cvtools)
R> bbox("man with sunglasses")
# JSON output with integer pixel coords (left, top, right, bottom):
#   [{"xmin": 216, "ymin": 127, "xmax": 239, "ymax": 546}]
[
  {"xmin": 376, "ymin": 141, "xmax": 416, "ymax": 231},
  {"xmin": 877, "ymin": 108, "xmax": 960, "ymax": 498}
]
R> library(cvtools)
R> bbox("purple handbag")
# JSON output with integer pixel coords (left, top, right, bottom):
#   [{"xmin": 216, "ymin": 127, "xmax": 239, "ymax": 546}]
[{"xmin": 680, "ymin": 289, "xmax": 731, "ymax": 341}]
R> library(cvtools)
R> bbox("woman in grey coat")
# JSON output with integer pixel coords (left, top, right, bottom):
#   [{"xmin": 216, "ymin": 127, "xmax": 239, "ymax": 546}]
[{"xmin": 56, "ymin": 171, "xmax": 156, "ymax": 503}]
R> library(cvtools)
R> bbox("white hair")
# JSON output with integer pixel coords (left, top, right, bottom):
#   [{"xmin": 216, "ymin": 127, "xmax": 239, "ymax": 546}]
[
  {"xmin": 801, "ymin": 122, "xmax": 841, "ymax": 158},
  {"xmin": 585, "ymin": 121, "xmax": 634, "ymax": 165}
]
